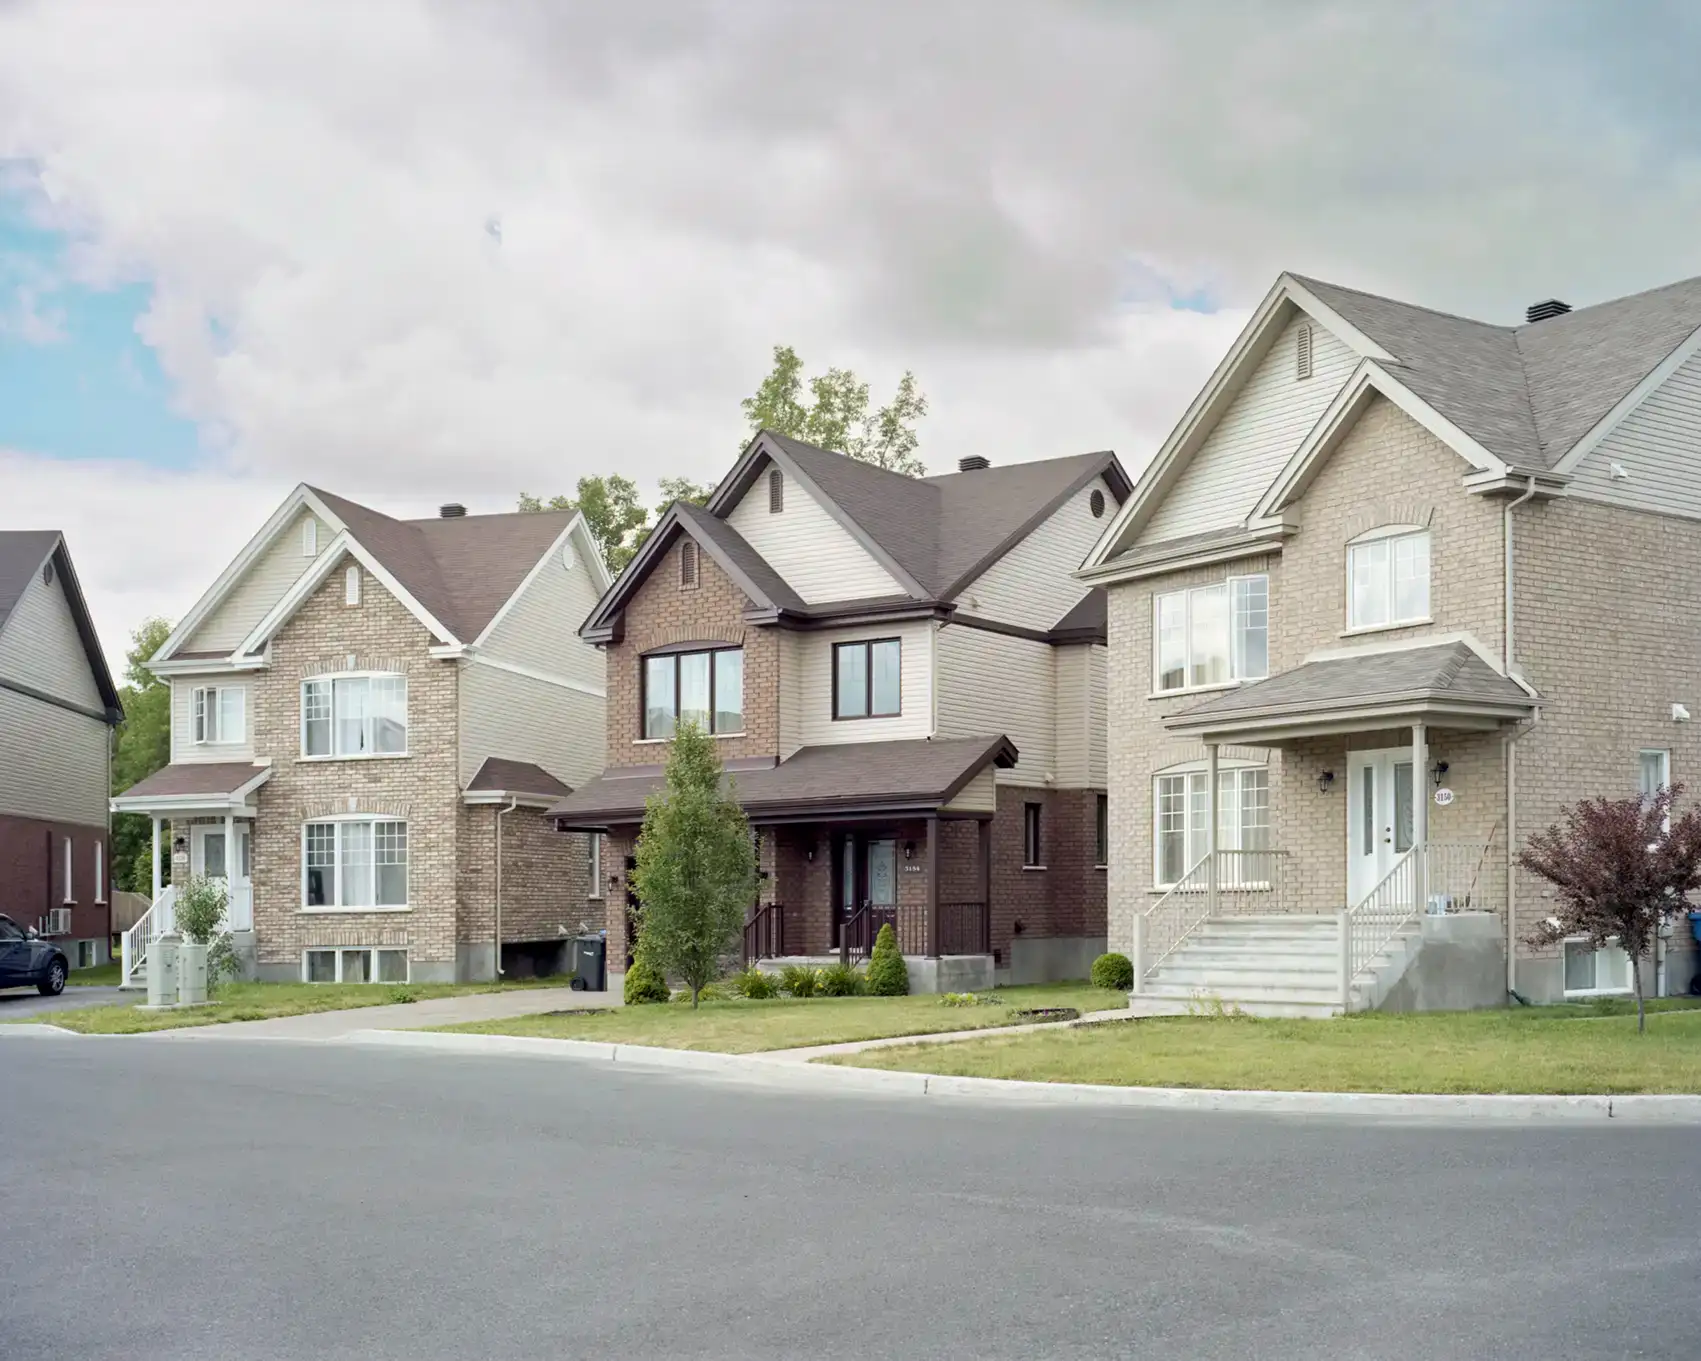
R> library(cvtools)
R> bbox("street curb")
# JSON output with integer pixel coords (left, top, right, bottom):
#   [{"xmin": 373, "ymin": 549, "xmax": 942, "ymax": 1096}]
[
  {"xmin": 338, "ymin": 1028, "xmax": 1701, "ymax": 1123},
  {"xmin": 0, "ymin": 1023, "xmax": 78, "ymax": 1037}
]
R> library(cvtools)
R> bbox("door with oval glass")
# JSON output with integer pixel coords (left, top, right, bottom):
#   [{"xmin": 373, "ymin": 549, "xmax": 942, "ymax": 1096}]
[{"xmin": 1346, "ymin": 749, "xmax": 1414, "ymax": 906}]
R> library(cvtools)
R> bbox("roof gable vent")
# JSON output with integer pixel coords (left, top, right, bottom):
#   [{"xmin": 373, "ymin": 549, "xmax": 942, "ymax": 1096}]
[
  {"xmin": 1525, "ymin": 299, "xmax": 1572, "ymax": 324},
  {"xmin": 439, "ymin": 503, "xmax": 467, "ymax": 518},
  {"xmin": 958, "ymin": 455, "xmax": 991, "ymax": 472}
]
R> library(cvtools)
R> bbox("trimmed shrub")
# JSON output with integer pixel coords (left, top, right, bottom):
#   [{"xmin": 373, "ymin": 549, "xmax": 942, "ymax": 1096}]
[
  {"xmin": 731, "ymin": 966, "xmax": 779, "ymax": 1000},
  {"xmin": 672, "ymin": 982, "xmax": 730, "ymax": 1004},
  {"xmin": 864, "ymin": 923, "xmax": 908, "ymax": 996},
  {"xmin": 780, "ymin": 964, "xmax": 822, "ymax": 998},
  {"xmin": 1090, "ymin": 952, "xmax": 1135, "ymax": 991},
  {"xmin": 817, "ymin": 962, "xmax": 864, "ymax": 997},
  {"xmin": 623, "ymin": 946, "xmax": 670, "ymax": 1005}
]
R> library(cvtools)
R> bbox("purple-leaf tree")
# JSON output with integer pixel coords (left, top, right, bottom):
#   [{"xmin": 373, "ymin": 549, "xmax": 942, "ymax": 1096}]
[{"xmin": 1518, "ymin": 783, "xmax": 1701, "ymax": 1031}]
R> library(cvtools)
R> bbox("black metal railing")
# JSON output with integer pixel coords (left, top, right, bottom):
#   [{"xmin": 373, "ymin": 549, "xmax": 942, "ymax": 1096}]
[
  {"xmin": 937, "ymin": 901, "xmax": 989, "ymax": 955},
  {"xmin": 839, "ymin": 901, "xmax": 988, "ymax": 963},
  {"xmin": 743, "ymin": 904, "xmax": 786, "ymax": 964}
]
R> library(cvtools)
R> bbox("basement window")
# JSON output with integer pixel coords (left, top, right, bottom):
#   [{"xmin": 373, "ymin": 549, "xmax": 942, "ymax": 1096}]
[
  {"xmin": 1562, "ymin": 938, "xmax": 1633, "ymax": 997},
  {"xmin": 303, "ymin": 947, "xmax": 409, "ymax": 984}
]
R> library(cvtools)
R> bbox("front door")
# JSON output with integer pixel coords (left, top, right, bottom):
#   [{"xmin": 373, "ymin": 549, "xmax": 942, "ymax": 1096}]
[
  {"xmin": 190, "ymin": 825, "xmax": 251, "ymax": 929},
  {"xmin": 1346, "ymin": 749, "xmax": 1415, "ymax": 906},
  {"xmin": 865, "ymin": 838, "xmax": 898, "ymax": 943}
]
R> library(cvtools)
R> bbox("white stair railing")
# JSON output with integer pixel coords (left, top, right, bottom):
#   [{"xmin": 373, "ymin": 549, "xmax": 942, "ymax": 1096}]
[
  {"xmin": 1339, "ymin": 849, "xmax": 1420, "ymax": 1006},
  {"xmin": 120, "ymin": 884, "xmax": 177, "ymax": 986},
  {"xmin": 1133, "ymin": 848, "xmax": 1293, "ymax": 993}
]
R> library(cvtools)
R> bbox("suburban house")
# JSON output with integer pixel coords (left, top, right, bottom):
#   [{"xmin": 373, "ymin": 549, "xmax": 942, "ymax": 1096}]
[
  {"xmin": 1081, "ymin": 270, "xmax": 1701, "ymax": 1014},
  {"xmin": 0, "ymin": 531, "xmax": 122, "ymax": 971},
  {"xmin": 549, "ymin": 431, "xmax": 1128, "ymax": 992},
  {"xmin": 110, "ymin": 488, "xmax": 609, "ymax": 985}
]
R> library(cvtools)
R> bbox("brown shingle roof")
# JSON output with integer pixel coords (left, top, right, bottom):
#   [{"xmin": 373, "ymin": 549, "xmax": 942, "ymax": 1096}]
[
  {"xmin": 115, "ymin": 762, "xmax": 267, "ymax": 799},
  {"xmin": 465, "ymin": 757, "xmax": 572, "ymax": 800}
]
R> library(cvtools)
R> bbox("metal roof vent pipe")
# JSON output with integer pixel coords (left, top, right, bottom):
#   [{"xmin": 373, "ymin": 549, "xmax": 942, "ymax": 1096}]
[
  {"xmin": 957, "ymin": 455, "xmax": 991, "ymax": 472},
  {"xmin": 1525, "ymin": 299, "xmax": 1572, "ymax": 324},
  {"xmin": 439, "ymin": 503, "xmax": 468, "ymax": 518}
]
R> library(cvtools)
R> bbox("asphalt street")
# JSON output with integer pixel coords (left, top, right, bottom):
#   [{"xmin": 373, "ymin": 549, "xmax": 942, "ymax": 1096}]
[
  {"xmin": 0, "ymin": 985, "xmax": 124, "ymax": 1018},
  {"xmin": 1, "ymin": 1035, "xmax": 1695, "ymax": 1361}
]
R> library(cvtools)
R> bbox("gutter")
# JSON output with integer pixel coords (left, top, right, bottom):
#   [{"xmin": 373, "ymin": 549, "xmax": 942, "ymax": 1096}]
[
  {"xmin": 494, "ymin": 796, "xmax": 519, "ymax": 979},
  {"xmin": 1503, "ymin": 475, "xmax": 1538, "ymax": 996}
]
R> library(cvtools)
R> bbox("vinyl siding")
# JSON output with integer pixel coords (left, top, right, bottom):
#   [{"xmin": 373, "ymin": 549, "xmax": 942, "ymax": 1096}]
[
  {"xmin": 0, "ymin": 566, "xmax": 103, "ymax": 710},
  {"xmin": 942, "ymin": 765, "xmax": 996, "ymax": 813},
  {"xmin": 1087, "ymin": 644, "xmax": 1107, "ymax": 788},
  {"xmin": 0, "ymin": 688, "xmax": 108, "ymax": 825},
  {"xmin": 935, "ymin": 624, "xmax": 1054, "ymax": 786},
  {"xmin": 476, "ymin": 531, "xmax": 606, "ymax": 690},
  {"xmin": 1575, "ymin": 346, "xmax": 1701, "ymax": 515},
  {"xmin": 185, "ymin": 509, "xmax": 329, "ymax": 654},
  {"xmin": 1053, "ymin": 645, "xmax": 1089, "ymax": 787},
  {"xmin": 777, "ymin": 631, "xmax": 804, "ymax": 759},
  {"xmin": 794, "ymin": 619, "xmax": 934, "ymax": 747},
  {"xmin": 458, "ymin": 660, "xmax": 605, "ymax": 790},
  {"xmin": 1140, "ymin": 314, "xmax": 1356, "ymax": 544},
  {"xmin": 725, "ymin": 470, "xmax": 904, "ymax": 604},
  {"xmin": 169, "ymin": 677, "xmax": 256, "ymax": 763},
  {"xmin": 956, "ymin": 476, "xmax": 1113, "ymax": 630}
]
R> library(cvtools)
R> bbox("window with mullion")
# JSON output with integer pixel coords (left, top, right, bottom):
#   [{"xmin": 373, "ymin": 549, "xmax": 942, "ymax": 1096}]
[
  {"xmin": 304, "ymin": 819, "xmax": 408, "ymax": 908},
  {"xmin": 832, "ymin": 638, "xmax": 901, "ymax": 719},
  {"xmin": 1347, "ymin": 529, "xmax": 1430, "ymax": 629},
  {"xmin": 1153, "ymin": 767, "xmax": 1269, "ymax": 886},
  {"xmin": 1153, "ymin": 576, "xmax": 1267, "ymax": 693},
  {"xmin": 301, "ymin": 674, "xmax": 407, "ymax": 758},
  {"xmin": 642, "ymin": 647, "xmax": 744, "ymax": 738}
]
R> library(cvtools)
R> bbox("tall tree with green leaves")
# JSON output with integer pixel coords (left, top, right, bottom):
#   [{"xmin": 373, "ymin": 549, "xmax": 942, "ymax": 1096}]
[
  {"xmin": 740, "ymin": 344, "xmax": 929, "ymax": 475},
  {"xmin": 110, "ymin": 617, "xmax": 173, "ymax": 893},
  {"xmin": 517, "ymin": 474, "xmax": 650, "ymax": 571},
  {"xmin": 630, "ymin": 721, "xmax": 758, "ymax": 1008}
]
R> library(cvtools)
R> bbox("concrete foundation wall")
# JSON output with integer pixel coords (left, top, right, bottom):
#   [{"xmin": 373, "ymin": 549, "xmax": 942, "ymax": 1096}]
[
  {"xmin": 1378, "ymin": 914, "xmax": 1506, "ymax": 1013},
  {"xmin": 1005, "ymin": 934, "xmax": 1107, "ymax": 985},
  {"xmin": 905, "ymin": 954, "xmax": 995, "ymax": 994}
]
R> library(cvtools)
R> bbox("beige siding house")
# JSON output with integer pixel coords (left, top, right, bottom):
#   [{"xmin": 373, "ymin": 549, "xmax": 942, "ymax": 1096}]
[
  {"xmin": 1084, "ymin": 272, "xmax": 1701, "ymax": 1013},
  {"xmin": 113, "ymin": 489, "xmax": 609, "ymax": 985}
]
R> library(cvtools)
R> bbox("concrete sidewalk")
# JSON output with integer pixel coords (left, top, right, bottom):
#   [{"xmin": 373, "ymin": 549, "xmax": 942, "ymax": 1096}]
[
  {"xmin": 150, "ymin": 985, "xmax": 620, "ymax": 1040},
  {"xmin": 760, "ymin": 1007, "xmax": 1136, "ymax": 1061}
]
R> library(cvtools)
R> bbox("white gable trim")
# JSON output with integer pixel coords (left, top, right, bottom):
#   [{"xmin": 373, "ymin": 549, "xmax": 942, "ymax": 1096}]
[
  {"xmin": 469, "ymin": 512, "xmax": 610, "ymax": 650},
  {"xmin": 462, "ymin": 653, "xmax": 606, "ymax": 700},
  {"xmin": 234, "ymin": 532, "xmax": 458, "ymax": 657},
  {"xmin": 1549, "ymin": 319, "xmax": 1701, "ymax": 476},
  {"xmin": 152, "ymin": 485, "xmax": 347, "ymax": 665}
]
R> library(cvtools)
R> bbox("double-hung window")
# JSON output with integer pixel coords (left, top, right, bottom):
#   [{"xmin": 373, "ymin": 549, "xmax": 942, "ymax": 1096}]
[
  {"xmin": 642, "ymin": 647, "xmax": 743, "ymax": 739},
  {"xmin": 302, "ymin": 674, "xmax": 407, "ymax": 757},
  {"xmin": 833, "ymin": 638, "xmax": 902, "ymax": 719},
  {"xmin": 1347, "ymin": 528, "xmax": 1430, "ymax": 629},
  {"xmin": 1153, "ymin": 767, "xmax": 1269, "ymax": 887},
  {"xmin": 191, "ymin": 685, "xmax": 246, "ymax": 745},
  {"xmin": 1153, "ymin": 575, "xmax": 1267, "ymax": 692},
  {"xmin": 303, "ymin": 819, "xmax": 408, "ymax": 909}
]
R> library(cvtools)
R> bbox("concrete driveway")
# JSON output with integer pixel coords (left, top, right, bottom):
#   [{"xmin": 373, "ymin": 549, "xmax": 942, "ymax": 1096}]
[{"xmin": 0, "ymin": 985, "xmax": 125, "ymax": 1019}]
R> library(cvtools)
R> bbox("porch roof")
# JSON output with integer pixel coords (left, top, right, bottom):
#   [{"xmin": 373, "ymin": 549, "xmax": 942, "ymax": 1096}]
[
  {"xmin": 548, "ymin": 735, "xmax": 1017, "ymax": 830},
  {"xmin": 463, "ymin": 756, "xmax": 572, "ymax": 808},
  {"xmin": 1165, "ymin": 641, "xmax": 1538, "ymax": 744},
  {"xmin": 110, "ymin": 761, "xmax": 272, "ymax": 813}
]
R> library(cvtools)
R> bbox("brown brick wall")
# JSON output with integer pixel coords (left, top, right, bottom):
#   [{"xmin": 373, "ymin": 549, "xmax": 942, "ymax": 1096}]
[
  {"xmin": 0, "ymin": 812, "xmax": 109, "ymax": 943},
  {"xmin": 457, "ymin": 805, "xmax": 591, "ymax": 946}
]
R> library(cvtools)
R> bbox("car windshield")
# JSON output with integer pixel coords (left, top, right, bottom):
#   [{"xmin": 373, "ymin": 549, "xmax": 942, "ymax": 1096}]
[{"xmin": 0, "ymin": 918, "xmax": 23, "ymax": 941}]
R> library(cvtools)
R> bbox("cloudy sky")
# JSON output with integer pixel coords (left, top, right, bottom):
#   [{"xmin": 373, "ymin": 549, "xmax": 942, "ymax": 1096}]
[{"xmin": 4, "ymin": 0, "xmax": 1701, "ymax": 672}]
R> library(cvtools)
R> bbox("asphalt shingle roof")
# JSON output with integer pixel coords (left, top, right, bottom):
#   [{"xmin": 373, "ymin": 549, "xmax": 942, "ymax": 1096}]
[{"xmin": 464, "ymin": 757, "xmax": 572, "ymax": 799}]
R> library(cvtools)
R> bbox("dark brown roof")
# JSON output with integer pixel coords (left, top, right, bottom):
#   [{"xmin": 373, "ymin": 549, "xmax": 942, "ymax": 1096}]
[
  {"xmin": 465, "ymin": 757, "xmax": 572, "ymax": 799},
  {"xmin": 115, "ymin": 762, "xmax": 267, "ymax": 799},
  {"xmin": 1049, "ymin": 589, "xmax": 1106, "ymax": 643},
  {"xmin": 307, "ymin": 488, "xmax": 574, "ymax": 642},
  {"xmin": 0, "ymin": 531, "xmax": 121, "ymax": 718},
  {"xmin": 548, "ymin": 735, "xmax": 1017, "ymax": 828}
]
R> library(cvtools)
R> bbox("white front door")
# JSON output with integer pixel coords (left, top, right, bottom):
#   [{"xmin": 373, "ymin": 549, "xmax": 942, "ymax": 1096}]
[
  {"xmin": 190, "ymin": 824, "xmax": 252, "ymax": 930},
  {"xmin": 1345, "ymin": 749, "xmax": 1415, "ymax": 906}
]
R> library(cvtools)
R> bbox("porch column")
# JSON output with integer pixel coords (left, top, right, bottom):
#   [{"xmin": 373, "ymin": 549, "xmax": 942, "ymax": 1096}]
[
  {"xmin": 150, "ymin": 816, "xmax": 162, "ymax": 903},
  {"xmin": 1411, "ymin": 722, "xmax": 1428, "ymax": 914},
  {"xmin": 1206, "ymin": 742, "xmax": 1220, "ymax": 919},
  {"xmin": 926, "ymin": 814, "xmax": 941, "ymax": 958},
  {"xmin": 978, "ymin": 815, "xmax": 992, "ymax": 956}
]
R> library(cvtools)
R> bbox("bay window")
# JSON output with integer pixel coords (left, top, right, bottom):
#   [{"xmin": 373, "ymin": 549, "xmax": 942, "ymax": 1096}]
[
  {"xmin": 302, "ymin": 674, "xmax": 407, "ymax": 757},
  {"xmin": 1347, "ymin": 528, "xmax": 1430, "ymax": 629},
  {"xmin": 643, "ymin": 646, "xmax": 743, "ymax": 738},
  {"xmin": 1154, "ymin": 575, "xmax": 1267, "ymax": 692},
  {"xmin": 192, "ymin": 685, "xmax": 246, "ymax": 745},
  {"xmin": 834, "ymin": 638, "xmax": 902, "ymax": 719},
  {"xmin": 1154, "ymin": 766, "xmax": 1269, "ymax": 887},
  {"xmin": 303, "ymin": 819, "xmax": 408, "ymax": 909}
]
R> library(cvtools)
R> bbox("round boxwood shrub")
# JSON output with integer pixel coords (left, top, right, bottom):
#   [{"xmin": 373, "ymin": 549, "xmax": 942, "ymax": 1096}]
[
  {"xmin": 1090, "ymin": 951, "xmax": 1135, "ymax": 991},
  {"xmin": 624, "ymin": 945, "xmax": 670, "ymax": 1005},
  {"xmin": 864, "ymin": 923, "xmax": 909, "ymax": 996}
]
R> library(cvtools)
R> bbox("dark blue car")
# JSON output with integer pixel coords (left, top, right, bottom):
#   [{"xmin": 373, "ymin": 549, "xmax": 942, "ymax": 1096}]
[{"xmin": 0, "ymin": 914, "xmax": 68, "ymax": 996}]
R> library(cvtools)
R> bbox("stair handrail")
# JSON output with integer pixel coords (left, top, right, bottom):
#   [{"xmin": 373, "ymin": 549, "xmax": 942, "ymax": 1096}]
[
  {"xmin": 1133, "ymin": 848, "xmax": 1295, "ymax": 994},
  {"xmin": 1339, "ymin": 847, "xmax": 1421, "ymax": 1005},
  {"xmin": 1132, "ymin": 852, "xmax": 1215, "ymax": 993},
  {"xmin": 120, "ymin": 884, "xmax": 177, "ymax": 986}
]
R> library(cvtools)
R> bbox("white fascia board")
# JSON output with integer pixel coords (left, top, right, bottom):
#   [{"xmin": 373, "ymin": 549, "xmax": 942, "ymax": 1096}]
[
  {"xmin": 469, "ymin": 511, "xmax": 607, "ymax": 650},
  {"xmin": 152, "ymin": 484, "xmax": 333, "ymax": 665},
  {"xmin": 1549, "ymin": 320, "xmax": 1701, "ymax": 476},
  {"xmin": 461, "ymin": 791, "xmax": 559, "ymax": 810},
  {"xmin": 1279, "ymin": 276, "xmax": 1397, "ymax": 363}
]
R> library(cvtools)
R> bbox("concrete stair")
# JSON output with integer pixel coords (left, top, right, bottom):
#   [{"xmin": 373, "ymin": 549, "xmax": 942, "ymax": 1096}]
[{"xmin": 1131, "ymin": 915, "xmax": 1422, "ymax": 1019}]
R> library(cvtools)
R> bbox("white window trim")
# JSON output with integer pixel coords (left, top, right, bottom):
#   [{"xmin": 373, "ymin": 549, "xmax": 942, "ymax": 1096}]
[
  {"xmin": 1560, "ymin": 936, "xmax": 1635, "ymax": 998},
  {"xmin": 191, "ymin": 684, "xmax": 246, "ymax": 746},
  {"xmin": 1152, "ymin": 764, "xmax": 1270, "ymax": 891},
  {"xmin": 300, "ymin": 815, "xmax": 410, "ymax": 913},
  {"xmin": 345, "ymin": 563, "xmax": 361, "ymax": 606},
  {"xmin": 62, "ymin": 836, "xmax": 73, "ymax": 903},
  {"xmin": 301, "ymin": 946, "xmax": 411, "ymax": 984},
  {"xmin": 1151, "ymin": 574, "xmax": 1269, "ymax": 696},
  {"xmin": 300, "ymin": 671, "xmax": 409, "ymax": 761},
  {"xmin": 1640, "ymin": 749, "xmax": 1673, "ymax": 833},
  {"xmin": 1346, "ymin": 526, "xmax": 1431, "ymax": 632},
  {"xmin": 587, "ymin": 833, "xmax": 603, "ymax": 900}
]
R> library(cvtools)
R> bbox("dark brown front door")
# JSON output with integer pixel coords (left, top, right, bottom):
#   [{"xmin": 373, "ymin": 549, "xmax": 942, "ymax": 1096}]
[{"xmin": 864, "ymin": 838, "xmax": 898, "ymax": 944}]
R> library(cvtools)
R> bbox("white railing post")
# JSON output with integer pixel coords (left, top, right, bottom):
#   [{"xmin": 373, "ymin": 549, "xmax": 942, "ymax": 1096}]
[
  {"xmin": 1337, "ymin": 907, "xmax": 1352, "ymax": 1011},
  {"xmin": 1131, "ymin": 913, "xmax": 1145, "ymax": 995},
  {"xmin": 1206, "ymin": 744, "xmax": 1220, "ymax": 920}
]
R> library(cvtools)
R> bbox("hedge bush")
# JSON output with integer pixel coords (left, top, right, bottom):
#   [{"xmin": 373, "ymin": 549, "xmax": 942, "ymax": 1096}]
[
  {"xmin": 817, "ymin": 962, "xmax": 864, "ymax": 997},
  {"xmin": 864, "ymin": 923, "xmax": 909, "ymax": 996},
  {"xmin": 623, "ymin": 945, "xmax": 670, "ymax": 1005},
  {"xmin": 1090, "ymin": 951, "xmax": 1134, "ymax": 991}
]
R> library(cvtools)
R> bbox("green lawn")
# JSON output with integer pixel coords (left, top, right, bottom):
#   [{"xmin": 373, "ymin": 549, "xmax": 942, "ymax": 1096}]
[
  {"xmin": 826, "ymin": 999, "xmax": 1701, "ymax": 1094},
  {"xmin": 68, "ymin": 963, "xmax": 122, "ymax": 986},
  {"xmin": 440, "ymin": 983, "xmax": 1121, "ymax": 1053},
  {"xmin": 27, "ymin": 976, "xmax": 586, "ymax": 1035}
]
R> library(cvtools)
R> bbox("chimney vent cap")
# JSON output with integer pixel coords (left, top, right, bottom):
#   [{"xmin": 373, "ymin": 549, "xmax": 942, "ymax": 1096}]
[
  {"xmin": 1526, "ymin": 299, "xmax": 1572, "ymax": 324},
  {"xmin": 439, "ymin": 503, "xmax": 468, "ymax": 519},
  {"xmin": 957, "ymin": 455, "xmax": 991, "ymax": 473}
]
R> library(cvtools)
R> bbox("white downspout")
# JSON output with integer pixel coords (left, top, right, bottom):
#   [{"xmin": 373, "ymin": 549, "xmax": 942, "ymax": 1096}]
[
  {"xmin": 1503, "ymin": 475, "xmax": 1538, "ymax": 995},
  {"xmin": 494, "ymin": 797, "xmax": 518, "ymax": 980}
]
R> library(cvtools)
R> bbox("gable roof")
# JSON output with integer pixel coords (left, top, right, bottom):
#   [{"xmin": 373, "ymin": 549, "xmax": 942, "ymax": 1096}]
[
  {"xmin": 0, "ymin": 530, "xmax": 122, "ymax": 719},
  {"xmin": 464, "ymin": 756, "xmax": 572, "ymax": 803}
]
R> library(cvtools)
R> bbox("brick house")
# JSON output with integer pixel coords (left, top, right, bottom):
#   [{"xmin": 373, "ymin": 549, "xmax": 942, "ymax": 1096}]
[
  {"xmin": 549, "ymin": 431, "xmax": 1129, "ymax": 991},
  {"xmin": 111, "ymin": 488, "xmax": 608, "ymax": 984},
  {"xmin": 0, "ymin": 532, "xmax": 122, "ymax": 972},
  {"xmin": 1081, "ymin": 272, "xmax": 1701, "ymax": 1013}
]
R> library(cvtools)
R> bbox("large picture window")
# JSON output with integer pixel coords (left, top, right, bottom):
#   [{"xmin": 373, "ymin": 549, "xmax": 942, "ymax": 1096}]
[
  {"xmin": 302, "ymin": 674, "xmax": 407, "ymax": 757},
  {"xmin": 1347, "ymin": 528, "xmax": 1430, "ymax": 629},
  {"xmin": 1154, "ymin": 767, "xmax": 1269, "ymax": 887},
  {"xmin": 833, "ymin": 638, "xmax": 901, "ymax": 719},
  {"xmin": 303, "ymin": 819, "xmax": 408, "ymax": 909},
  {"xmin": 1154, "ymin": 575, "xmax": 1267, "ymax": 692},
  {"xmin": 643, "ymin": 647, "xmax": 743, "ymax": 739}
]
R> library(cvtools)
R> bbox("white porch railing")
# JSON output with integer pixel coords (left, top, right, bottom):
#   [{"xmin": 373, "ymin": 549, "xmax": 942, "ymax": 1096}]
[
  {"xmin": 120, "ymin": 884, "xmax": 177, "ymax": 987},
  {"xmin": 1340, "ymin": 840, "xmax": 1499, "ymax": 1005},
  {"xmin": 1133, "ymin": 849, "xmax": 1296, "ymax": 992}
]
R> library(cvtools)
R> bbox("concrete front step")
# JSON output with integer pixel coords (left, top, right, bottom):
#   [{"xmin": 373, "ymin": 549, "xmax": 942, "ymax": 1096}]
[{"xmin": 1129, "ymin": 993, "xmax": 1344, "ymax": 1019}]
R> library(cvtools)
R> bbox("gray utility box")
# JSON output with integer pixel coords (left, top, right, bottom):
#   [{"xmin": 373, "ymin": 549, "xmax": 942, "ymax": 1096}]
[
  {"xmin": 569, "ymin": 935, "xmax": 607, "ymax": 992},
  {"xmin": 177, "ymin": 941, "xmax": 209, "ymax": 1006},
  {"xmin": 146, "ymin": 934, "xmax": 180, "ymax": 1008}
]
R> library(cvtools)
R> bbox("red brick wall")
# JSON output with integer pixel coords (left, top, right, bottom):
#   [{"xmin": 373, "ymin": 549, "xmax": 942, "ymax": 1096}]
[
  {"xmin": 988, "ymin": 787, "xmax": 1105, "ymax": 964},
  {"xmin": 0, "ymin": 813, "xmax": 109, "ymax": 941}
]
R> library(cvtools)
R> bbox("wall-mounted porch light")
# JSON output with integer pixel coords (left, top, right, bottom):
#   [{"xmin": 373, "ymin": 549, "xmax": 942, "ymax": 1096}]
[
  {"xmin": 1431, "ymin": 760, "xmax": 1450, "ymax": 787},
  {"xmin": 903, "ymin": 840, "xmax": 916, "ymax": 860},
  {"xmin": 1316, "ymin": 770, "xmax": 1335, "ymax": 795}
]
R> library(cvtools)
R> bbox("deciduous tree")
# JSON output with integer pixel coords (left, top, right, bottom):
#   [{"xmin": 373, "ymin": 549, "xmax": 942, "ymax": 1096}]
[
  {"xmin": 517, "ymin": 474, "xmax": 649, "ymax": 570},
  {"xmin": 111, "ymin": 618, "xmax": 173, "ymax": 893},
  {"xmin": 740, "ymin": 344, "xmax": 929, "ymax": 475}
]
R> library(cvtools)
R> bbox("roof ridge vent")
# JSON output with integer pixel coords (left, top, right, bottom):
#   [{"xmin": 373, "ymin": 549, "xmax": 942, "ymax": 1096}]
[
  {"xmin": 439, "ymin": 503, "xmax": 467, "ymax": 519},
  {"xmin": 1525, "ymin": 299, "xmax": 1571, "ymax": 324},
  {"xmin": 957, "ymin": 455, "xmax": 991, "ymax": 472}
]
